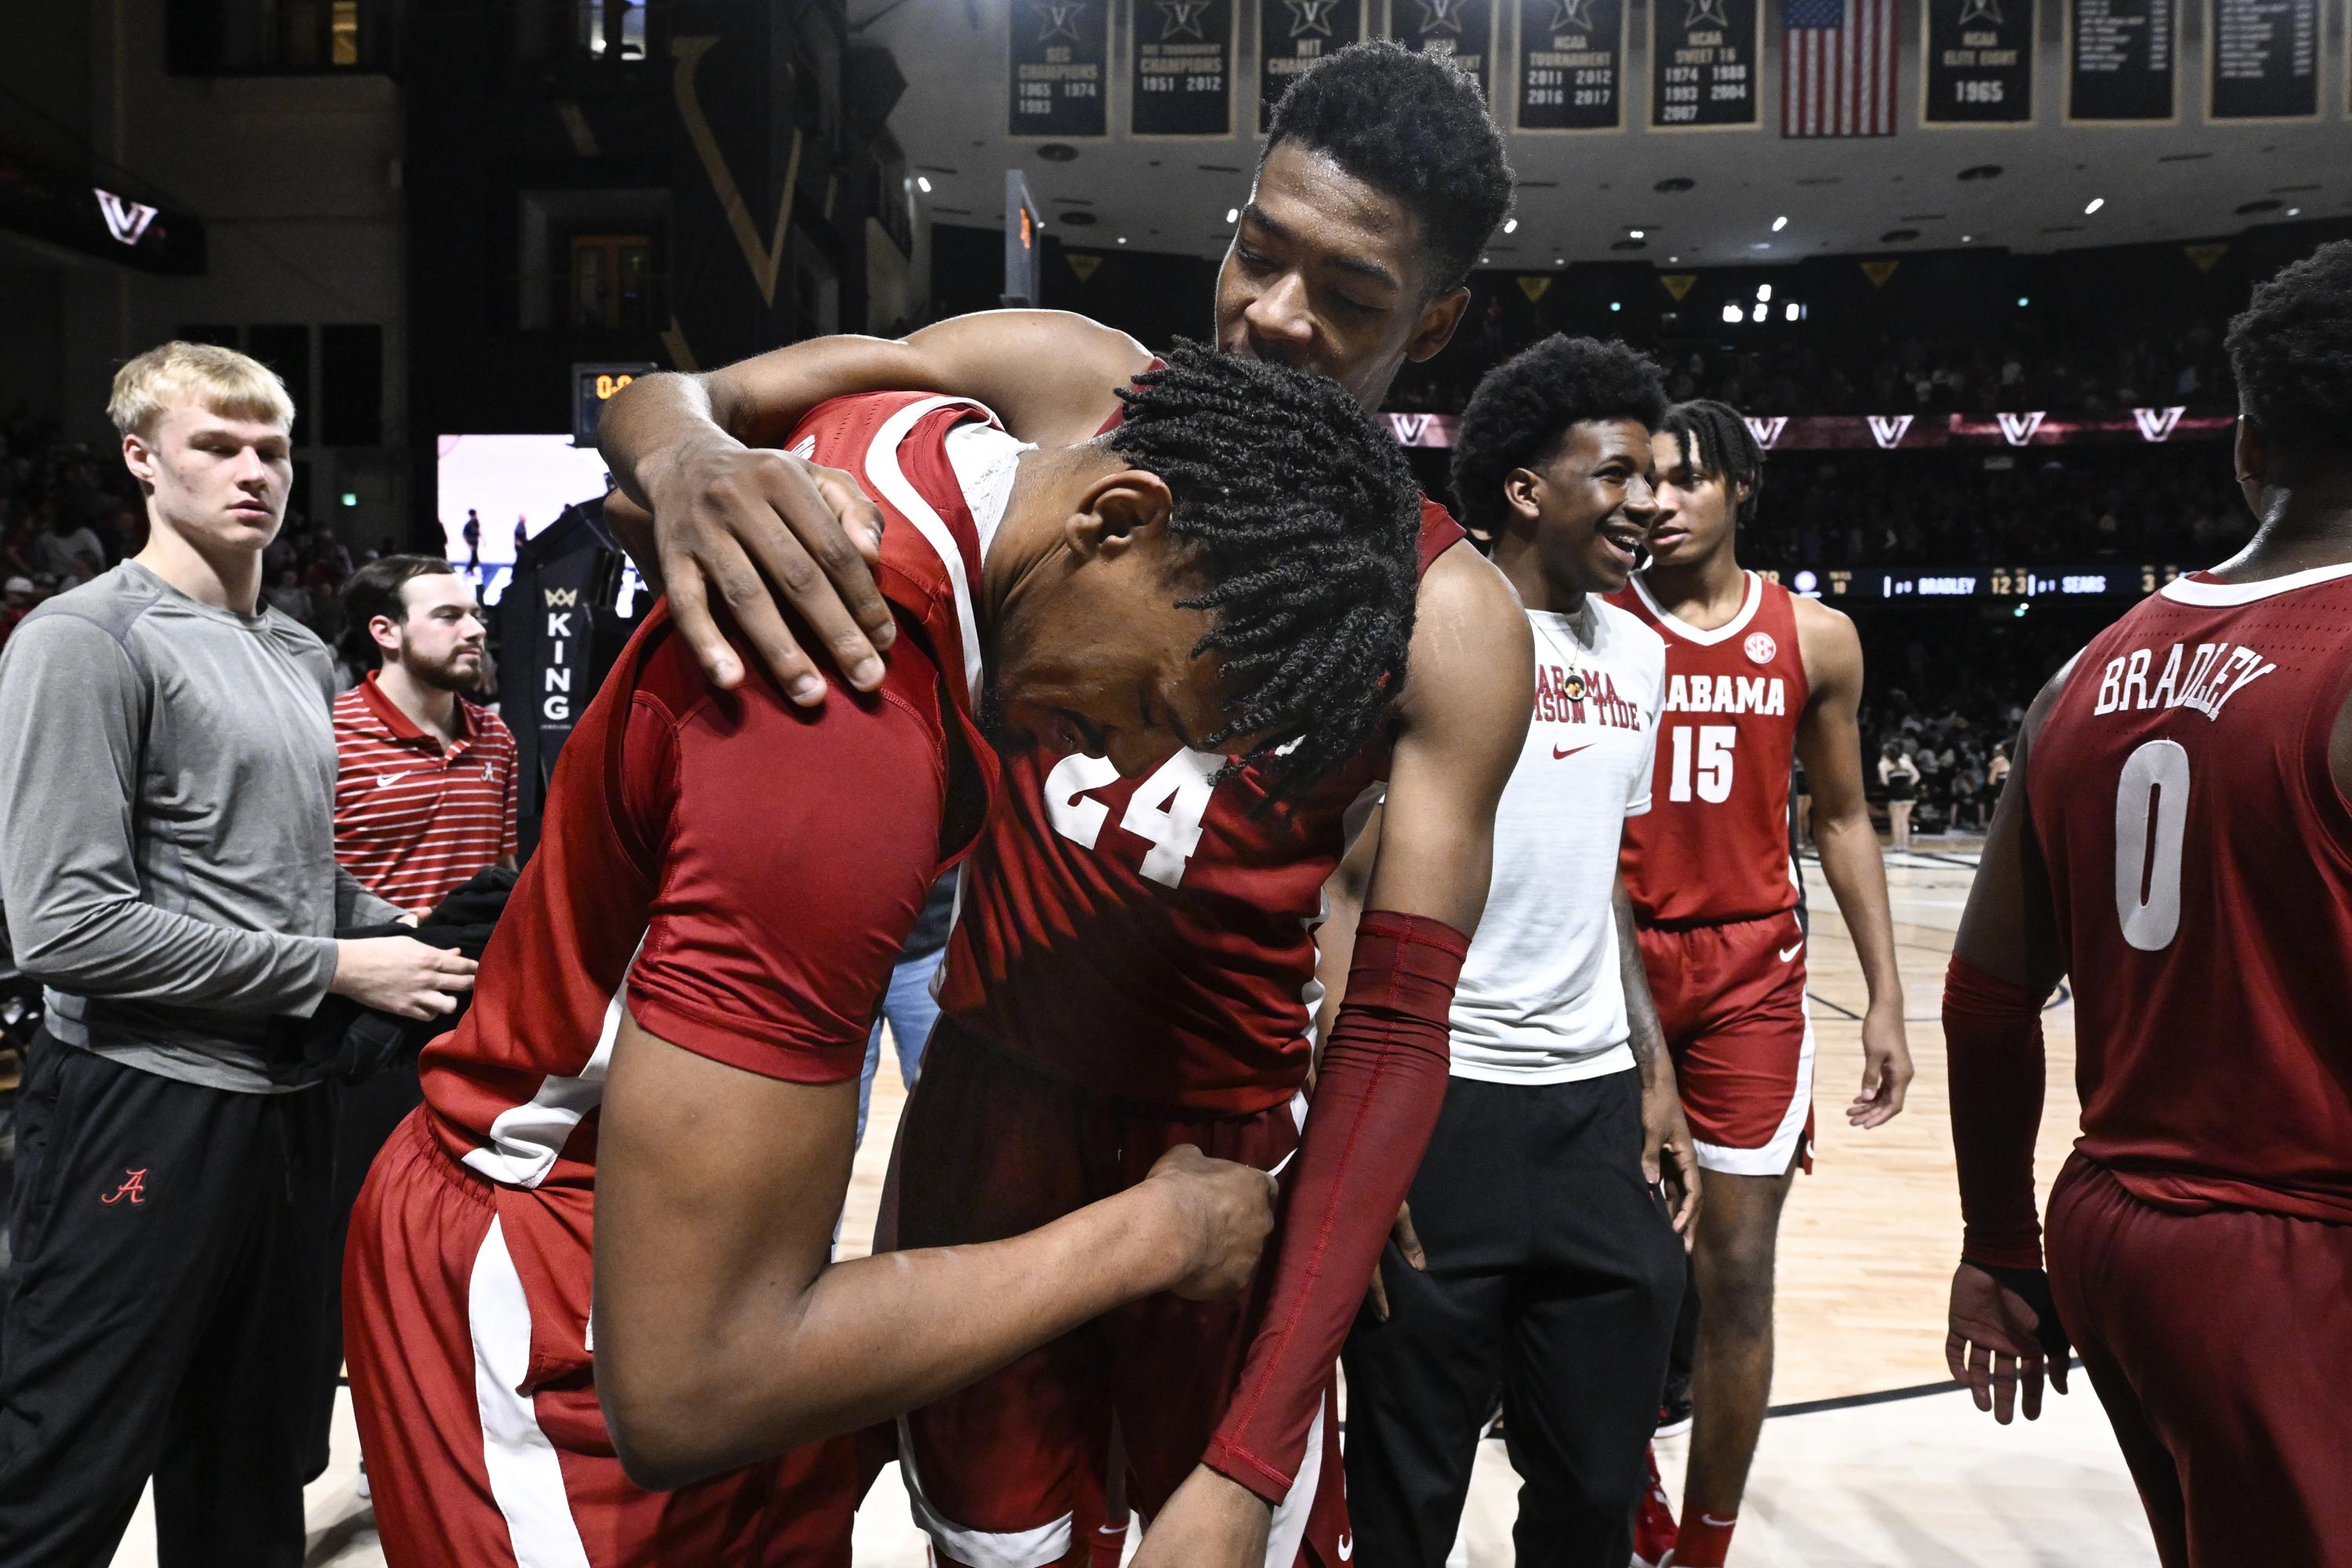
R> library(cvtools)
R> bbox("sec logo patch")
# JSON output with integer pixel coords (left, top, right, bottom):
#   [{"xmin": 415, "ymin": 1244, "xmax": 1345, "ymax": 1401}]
[{"xmin": 1744, "ymin": 632, "xmax": 1777, "ymax": 665}]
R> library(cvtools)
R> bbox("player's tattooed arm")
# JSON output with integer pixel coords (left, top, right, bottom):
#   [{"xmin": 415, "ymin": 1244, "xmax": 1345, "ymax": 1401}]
[
  {"xmin": 1791, "ymin": 594, "xmax": 1915, "ymax": 1129},
  {"xmin": 1618, "ymin": 878, "xmax": 1700, "ymax": 1240},
  {"xmin": 597, "ymin": 310, "xmax": 1151, "ymax": 702},
  {"xmin": 592, "ymin": 1017, "xmax": 1276, "ymax": 1491}
]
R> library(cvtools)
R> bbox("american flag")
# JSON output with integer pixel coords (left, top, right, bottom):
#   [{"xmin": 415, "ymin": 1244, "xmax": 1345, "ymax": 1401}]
[{"xmin": 1781, "ymin": 0, "xmax": 1897, "ymax": 137}]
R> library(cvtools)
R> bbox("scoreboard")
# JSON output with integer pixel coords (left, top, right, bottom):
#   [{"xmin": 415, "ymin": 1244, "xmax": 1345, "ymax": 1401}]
[
  {"xmin": 1780, "ymin": 565, "xmax": 2189, "ymax": 599},
  {"xmin": 573, "ymin": 361, "xmax": 659, "ymax": 446}
]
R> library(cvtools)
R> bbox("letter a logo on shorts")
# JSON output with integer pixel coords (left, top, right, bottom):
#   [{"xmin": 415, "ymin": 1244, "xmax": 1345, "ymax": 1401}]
[
  {"xmin": 1744, "ymin": 631, "xmax": 1777, "ymax": 665},
  {"xmin": 100, "ymin": 1169, "xmax": 149, "ymax": 1206}
]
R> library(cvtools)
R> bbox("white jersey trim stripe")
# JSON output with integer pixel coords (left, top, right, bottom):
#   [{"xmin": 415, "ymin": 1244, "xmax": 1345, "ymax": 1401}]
[
  {"xmin": 1629, "ymin": 570, "xmax": 1765, "ymax": 647},
  {"xmin": 460, "ymin": 942, "xmax": 641, "ymax": 1190},
  {"xmin": 469, "ymin": 1215, "xmax": 593, "ymax": 1568},
  {"xmin": 898, "ymin": 1416, "xmax": 1073, "ymax": 1567},
  {"xmin": 1262, "ymin": 1388, "xmax": 1325, "ymax": 1568},
  {"xmin": 865, "ymin": 396, "xmax": 994, "ymax": 701},
  {"xmin": 1691, "ymin": 1009, "xmax": 1817, "ymax": 1177},
  {"xmin": 2158, "ymin": 561, "xmax": 2352, "ymax": 605}
]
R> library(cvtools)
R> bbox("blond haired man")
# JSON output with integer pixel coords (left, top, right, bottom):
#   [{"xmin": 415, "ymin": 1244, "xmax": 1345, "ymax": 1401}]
[{"xmin": 0, "ymin": 343, "xmax": 477, "ymax": 1566}]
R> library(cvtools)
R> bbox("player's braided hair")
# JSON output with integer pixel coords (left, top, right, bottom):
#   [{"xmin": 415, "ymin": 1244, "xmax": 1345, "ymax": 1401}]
[
  {"xmin": 2226, "ymin": 239, "xmax": 2352, "ymax": 466},
  {"xmin": 1106, "ymin": 338, "xmax": 1423, "ymax": 803},
  {"xmin": 1262, "ymin": 40, "xmax": 1515, "ymax": 296},
  {"xmin": 1661, "ymin": 399, "xmax": 1766, "ymax": 527},
  {"xmin": 1450, "ymin": 335, "xmax": 1668, "ymax": 539}
]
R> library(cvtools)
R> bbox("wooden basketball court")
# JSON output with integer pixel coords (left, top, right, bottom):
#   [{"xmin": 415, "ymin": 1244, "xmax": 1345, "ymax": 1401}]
[{"xmin": 111, "ymin": 840, "xmax": 2157, "ymax": 1567}]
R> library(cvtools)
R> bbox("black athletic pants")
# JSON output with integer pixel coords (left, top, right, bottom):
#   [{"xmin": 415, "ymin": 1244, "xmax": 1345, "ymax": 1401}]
[
  {"xmin": 0, "ymin": 1032, "xmax": 336, "ymax": 1568},
  {"xmin": 1341, "ymin": 1068, "xmax": 1685, "ymax": 1568}
]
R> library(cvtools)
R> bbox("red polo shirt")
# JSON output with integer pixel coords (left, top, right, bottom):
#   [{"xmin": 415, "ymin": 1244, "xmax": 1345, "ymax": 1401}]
[{"xmin": 332, "ymin": 671, "xmax": 519, "ymax": 911}]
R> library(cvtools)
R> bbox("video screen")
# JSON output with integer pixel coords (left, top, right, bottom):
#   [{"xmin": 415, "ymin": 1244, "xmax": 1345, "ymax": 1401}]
[{"xmin": 434, "ymin": 434, "xmax": 616, "ymax": 605}]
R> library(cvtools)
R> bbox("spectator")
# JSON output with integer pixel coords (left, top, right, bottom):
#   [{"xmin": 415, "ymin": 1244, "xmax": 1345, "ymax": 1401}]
[
  {"xmin": 0, "ymin": 575, "xmax": 35, "ymax": 649},
  {"xmin": 264, "ymin": 564, "xmax": 314, "ymax": 621},
  {"xmin": 30, "ymin": 509, "xmax": 104, "ymax": 583},
  {"xmin": 318, "ymin": 551, "xmax": 518, "ymax": 1490},
  {"xmin": 1879, "ymin": 742, "xmax": 1920, "ymax": 851},
  {"xmin": 0, "ymin": 341, "xmax": 476, "ymax": 1564}
]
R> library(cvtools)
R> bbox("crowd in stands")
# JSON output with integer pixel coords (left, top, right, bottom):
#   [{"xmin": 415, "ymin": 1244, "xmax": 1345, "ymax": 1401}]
[
  {"xmin": 0, "ymin": 408, "xmax": 383, "ymax": 675},
  {"xmin": 1743, "ymin": 447, "xmax": 2250, "ymax": 570},
  {"xmin": 1391, "ymin": 310, "xmax": 2236, "ymax": 420}
]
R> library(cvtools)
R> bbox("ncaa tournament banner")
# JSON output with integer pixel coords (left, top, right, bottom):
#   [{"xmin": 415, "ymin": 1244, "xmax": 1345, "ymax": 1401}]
[
  {"xmin": 2065, "ymin": 0, "xmax": 2176, "ymax": 122},
  {"xmin": 1011, "ymin": 0, "xmax": 1110, "ymax": 137},
  {"xmin": 1387, "ymin": 0, "xmax": 1497, "ymax": 104},
  {"xmin": 1132, "ymin": 0, "xmax": 1237, "ymax": 135},
  {"xmin": 1650, "ymin": 0, "xmax": 1762, "ymax": 127},
  {"xmin": 1515, "ymin": 0, "xmax": 1628, "ymax": 130},
  {"xmin": 1921, "ymin": 0, "xmax": 2034, "ymax": 123},
  {"xmin": 1259, "ymin": 0, "xmax": 1368, "ymax": 130},
  {"xmin": 2207, "ymin": 0, "xmax": 2318, "ymax": 120}
]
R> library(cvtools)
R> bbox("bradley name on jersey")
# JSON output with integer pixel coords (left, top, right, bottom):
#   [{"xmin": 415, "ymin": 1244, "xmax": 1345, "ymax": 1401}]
[
  {"xmin": 2090, "ymin": 637, "xmax": 2278, "ymax": 722},
  {"xmin": 1536, "ymin": 659, "xmax": 1646, "ymax": 732},
  {"xmin": 1664, "ymin": 672, "xmax": 1790, "ymax": 717}
]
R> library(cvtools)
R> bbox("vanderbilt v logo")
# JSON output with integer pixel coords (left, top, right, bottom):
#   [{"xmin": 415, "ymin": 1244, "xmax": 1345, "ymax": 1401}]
[
  {"xmin": 100, "ymin": 1168, "xmax": 149, "ymax": 1205},
  {"xmin": 672, "ymin": 37, "xmax": 805, "ymax": 307}
]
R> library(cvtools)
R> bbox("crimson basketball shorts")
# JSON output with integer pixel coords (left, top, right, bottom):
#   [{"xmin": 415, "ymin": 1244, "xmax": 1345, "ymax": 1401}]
[
  {"xmin": 2045, "ymin": 1152, "xmax": 2352, "ymax": 1568},
  {"xmin": 1635, "ymin": 909, "xmax": 1816, "ymax": 1178},
  {"xmin": 880, "ymin": 1018, "xmax": 1351, "ymax": 1568},
  {"xmin": 343, "ymin": 1109, "xmax": 856, "ymax": 1567}
]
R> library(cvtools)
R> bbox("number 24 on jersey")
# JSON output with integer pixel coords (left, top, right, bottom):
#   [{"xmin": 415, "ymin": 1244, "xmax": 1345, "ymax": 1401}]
[{"xmin": 1044, "ymin": 748, "xmax": 1223, "ymax": 888}]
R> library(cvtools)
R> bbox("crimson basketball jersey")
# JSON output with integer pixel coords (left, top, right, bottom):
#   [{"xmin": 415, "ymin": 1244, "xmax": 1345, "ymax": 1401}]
[
  {"xmin": 935, "ymin": 499, "xmax": 1468, "ymax": 1113},
  {"xmin": 1610, "ymin": 572, "xmax": 1811, "ymax": 927},
  {"xmin": 2027, "ymin": 563, "xmax": 2352, "ymax": 1225},
  {"xmin": 416, "ymin": 393, "xmax": 1000, "ymax": 1377}
]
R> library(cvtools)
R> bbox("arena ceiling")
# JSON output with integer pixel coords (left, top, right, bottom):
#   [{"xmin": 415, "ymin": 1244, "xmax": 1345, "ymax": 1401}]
[{"xmin": 866, "ymin": 0, "xmax": 2347, "ymax": 267}]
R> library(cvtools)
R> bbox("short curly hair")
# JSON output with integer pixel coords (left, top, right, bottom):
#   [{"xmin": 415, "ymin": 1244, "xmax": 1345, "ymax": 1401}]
[
  {"xmin": 2227, "ymin": 239, "xmax": 2352, "ymax": 465},
  {"xmin": 1263, "ymin": 39, "xmax": 1514, "ymax": 296},
  {"xmin": 1106, "ymin": 339, "xmax": 1425, "ymax": 802},
  {"xmin": 1449, "ymin": 336, "xmax": 1668, "ymax": 538}
]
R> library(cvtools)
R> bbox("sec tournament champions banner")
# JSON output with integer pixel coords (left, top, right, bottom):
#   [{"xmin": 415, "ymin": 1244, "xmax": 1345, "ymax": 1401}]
[
  {"xmin": 1651, "ymin": 0, "xmax": 1761, "ymax": 126},
  {"xmin": 1515, "ymin": 0, "xmax": 1627, "ymax": 129},
  {"xmin": 1922, "ymin": 0, "xmax": 2032, "ymax": 122},
  {"xmin": 1388, "ymin": 0, "xmax": 1497, "ymax": 103},
  {"xmin": 2066, "ymin": 0, "xmax": 2176, "ymax": 121},
  {"xmin": 2208, "ymin": 0, "xmax": 2318, "ymax": 119},
  {"xmin": 1132, "ymin": 0, "xmax": 1236, "ymax": 135},
  {"xmin": 1011, "ymin": 0, "xmax": 1109, "ymax": 136},
  {"xmin": 1260, "ymin": 0, "xmax": 1367, "ymax": 129}
]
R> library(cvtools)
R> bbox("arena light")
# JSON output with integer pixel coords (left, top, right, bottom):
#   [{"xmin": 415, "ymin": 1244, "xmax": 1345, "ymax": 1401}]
[
  {"xmin": 1784, "ymin": 302, "xmax": 1800, "ymax": 321},
  {"xmin": 1610, "ymin": 301, "xmax": 1621, "ymax": 311},
  {"xmin": 2085, "ymin": 197, "xmax": 2104, "ymax": 215},
  {"xmin": 2017, "ymin": 296, "xmax": 2030, "ymax": 307},
  {"xmin": 341, "ymin": 491, "xmax": 358, "ymax": 506},
  {"xmin": 2289, "ymin": 206, "xmax": 2302, "ymax": 216},
  {"xmin": 1771, "ymin": 215, "xmax": 1788, "ymax": 232},
  {"xmin": 916, "ymin": 176, "xmax": 933, "ymax": 193},
  {"xmin": 1722, "ymin": 302, "xmax": 1744, "ymax": 324},
  {"xmin": 1504, "ymin": 218, "xmax": 1519, "ymax": 234},
  {"xmin": 1757, "ymin": 282, "xmax": 1772, "ymax": 302},
  {"xmin": 1629, "ymin": 228, "xmax": 1645, "ymax": 239},
  {"xmin": 1225, "ymin": 206, "xmax": 1238, "ymax": 223},
  {"xmin": 1117, "ymin": 236, "xmax": 1127, "ymax": 244},
  {"xmin": 1962, "ymin": 234, "xmax": 1973, "ymax": 243},
  {"xmin": 1751, "ymin": 302, "xmax": 1768, "ymax": 322}
]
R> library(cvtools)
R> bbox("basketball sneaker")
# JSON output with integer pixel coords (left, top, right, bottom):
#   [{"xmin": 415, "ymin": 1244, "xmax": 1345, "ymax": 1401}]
[{"xmin": 1631, "ymin": 1444, "xmax": 1676, "ymax": 1566}]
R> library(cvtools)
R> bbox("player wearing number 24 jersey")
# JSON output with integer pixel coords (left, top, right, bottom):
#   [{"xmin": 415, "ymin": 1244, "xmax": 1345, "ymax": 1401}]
[{"xmin": 1945, "ymin": 241, "xmax": 2352, "ymax": 1567}]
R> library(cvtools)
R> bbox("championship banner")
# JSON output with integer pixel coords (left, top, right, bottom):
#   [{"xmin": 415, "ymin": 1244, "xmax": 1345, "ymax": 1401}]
[
  {"xmin": 1259, "ymin": 0, "xmax": 1367, "ymax": 130},
  {"xmin": 2065, "ymin": 0, "xmax": 2176, "ymax": 122},
  {"xmin": 1388, "ymin": 0, "xmax": 1497, "ymax": 104},
  {"xmin": 1012, "ymin": 0, "xmax": 1109, "ymax": 137},
  {"xmin": 1922, "ymin": 0, "xmax": 2034, "ymax": 123},
  {"xmin": 1381, "ymin": 408, "xmax": 2233, "ymax": 449},
  {"xmin": 1515, "ymin": 0, "xmax": 1627, "ymax": 130},
  {"xmin": 1651, "ymin": 0, "xmax": 1762, "ymax": 128},
  {"xmin": 2208, "ymin": 0, "xmax": 2318, "ymax": 120},
  {"xmin": 1133, "ymin": 0, "xmax": 1237, "ymax": 135}
]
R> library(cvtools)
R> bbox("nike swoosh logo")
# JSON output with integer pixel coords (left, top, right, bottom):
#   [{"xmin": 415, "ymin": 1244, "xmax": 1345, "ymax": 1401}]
[
  {"xmin": 376, "ymin": 771, "xmax": 411, "ymax": 789},
  {"xmin": 1337, "ymin": 1534, "xmax": 1354, "ymax": 1561},
  {"xmin": 1778, "ymin": 942, "xmax": 1804, "ymax": 962},
  {"xmin": 1552, "ymin": 742, "xmax": 1594, "ymax": 760}
]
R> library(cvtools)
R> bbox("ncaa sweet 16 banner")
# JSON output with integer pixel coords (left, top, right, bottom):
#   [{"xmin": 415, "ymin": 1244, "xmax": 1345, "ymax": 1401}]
[{"xmin": 1781, "ymin": 0, "xmax": 1898, "ymax": 134}]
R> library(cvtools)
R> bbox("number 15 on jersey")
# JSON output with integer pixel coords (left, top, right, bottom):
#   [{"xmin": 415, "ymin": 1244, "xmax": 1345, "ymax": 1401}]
[{"xmin": 1668, "ymin": 724, "xmax": 1737, "ymax": 804}]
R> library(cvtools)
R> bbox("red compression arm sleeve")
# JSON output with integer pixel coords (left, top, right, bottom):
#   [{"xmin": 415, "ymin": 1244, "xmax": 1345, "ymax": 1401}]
[
  {"xmin": 1944, "ymin": 954, "xmax": 2052, "ymax": 1272},
  {"xmin": 1204, "ymin": 911, "xmax": 1469, "ymax": 1502}
]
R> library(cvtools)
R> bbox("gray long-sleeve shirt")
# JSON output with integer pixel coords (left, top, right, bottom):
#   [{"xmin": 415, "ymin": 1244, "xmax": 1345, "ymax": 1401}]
[{"xmin": 0, "ymin": 561, "xmax": 401, "ymax": 1092}]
